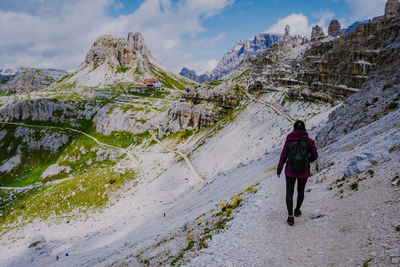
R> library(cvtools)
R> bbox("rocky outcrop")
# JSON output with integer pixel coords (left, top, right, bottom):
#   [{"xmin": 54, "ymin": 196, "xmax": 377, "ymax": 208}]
[
  {"xmin": 161, "ymin": 85, "xmax": 239, "ymax": 134},
  {"xmin": 315, "ymin": 11, "xmax": 400, "ymax": 147},
  {"xmin": 311, "ymin": 25, "xmax": 325, "ymax": 42},
  {"xmin": 93, "ymin": 104, "xmax": 155, "ymax": 135},
  {"xmin": 328, "ymin": 20, "xmax": 343, "ymax": 37},
  {"xmin": 232, "ymin": 10, "xmax": 400, "ymax": 104},
  {"xmin": 0, "ymin": 99, "xmax": 98, "ymax": 127},
  {"xmin": 85, "ymin": 32, "xmax": 152, "ymax": 68},
  {"xmin": 14, "ymin": 126, "xmax": 70, "ymax": 152},
  {"xmin": 0, "ymin": 66, "xmax": 24, "ymax": 85},
  {"xmin": 385, "ymin": 0, "xmax": 399, "ymax": 18},
  {"xmin": 343, "ymin": 153, "xmax": 387, "ymax": 176},
  {"xmin": 1, "ymin": 68, "xmax": 67, "ymax": 93}
]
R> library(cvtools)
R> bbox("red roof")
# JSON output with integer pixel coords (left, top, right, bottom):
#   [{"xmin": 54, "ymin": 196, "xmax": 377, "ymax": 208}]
[{"xmin": 144, "ymin": 78, "xmax": 159, "ymax": 83}]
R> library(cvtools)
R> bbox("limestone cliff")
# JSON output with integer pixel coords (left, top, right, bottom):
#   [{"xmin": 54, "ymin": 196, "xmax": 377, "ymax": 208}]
[
  {"xmin": 1, "ymin": 68, "xmax": 67, "ymax": 93},
  {"xmin": 315, "ymin": 11, "xmax": 400, "ymax": 147}
]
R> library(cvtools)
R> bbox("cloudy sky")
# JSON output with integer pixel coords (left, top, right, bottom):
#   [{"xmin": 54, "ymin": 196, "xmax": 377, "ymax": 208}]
[{"xmin": 0, "ymin": 0, "xmax": 387, "ymax": 74}]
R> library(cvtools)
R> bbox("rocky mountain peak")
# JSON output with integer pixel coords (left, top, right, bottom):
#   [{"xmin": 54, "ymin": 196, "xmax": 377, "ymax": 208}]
[
  {"xmin": 84, "ymin": 31, "xmax": 152, "ymax": 68},
  {"xmin": 180, "ymin": 32, "xmax": 283, "ymax": 82}
]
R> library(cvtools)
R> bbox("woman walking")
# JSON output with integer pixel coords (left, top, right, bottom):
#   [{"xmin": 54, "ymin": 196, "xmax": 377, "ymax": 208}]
[{"xmin": 277, "ymin": 120, "xmax": 318, "ymax": 226}]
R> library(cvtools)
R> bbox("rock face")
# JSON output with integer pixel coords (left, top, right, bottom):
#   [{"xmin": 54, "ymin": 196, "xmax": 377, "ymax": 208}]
[
  {"xmin": 14, "ymin": 126, "xmax": 70, "ymax": 152},
  {"xmin": 315, "ymin": 11, "xmax": 400, "ymax": 147},
  {"xmin": 85, "ymin": 32, "xmax": 152, "ymax": 68},
  {"xmin": 1, "ymin": 68, "xmax": 67, "ymax": 93},
  {"xmin": 385, "ymin": 0, "xmax": 399, "ymax": 18},
  {"xmin": 311, "ymin": 25, "xmax": 325, "ymax": 42},
  {"xmin": 161, "ymin": 85, "xmax": 239, "ymax": 135},
  {"xmin": 328, "ymin": 19, "xmax": 343, "ymax": 37},
  {"xmin": 230, "ymin": 7, "xmax": 400, "ymax": 107},
  {"xmin": 344, "ymin": 153, "xmax": 386, "ymax": 176},
  {"xmin": 0, "ymin": 99, "xmax": 98, "ymax": 127}
]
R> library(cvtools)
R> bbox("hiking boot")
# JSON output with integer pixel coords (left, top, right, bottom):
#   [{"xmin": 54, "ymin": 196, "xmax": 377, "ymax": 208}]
[
  {"xmin": 287, "ymin": 216, "xmax": 294, "ymax": 226},
  {"xmin": 294, "ymin": 209, "xmax": 302, "ymax": 217}
]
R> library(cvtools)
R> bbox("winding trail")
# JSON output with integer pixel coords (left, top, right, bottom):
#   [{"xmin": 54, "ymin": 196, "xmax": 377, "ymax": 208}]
[
  {"xmin": 0, "ymin": 121, "xmax": 120, "ymax": 150},
  {"xmin": 148, "ymin": 130, "xmax": 205, "ymax": 182},
  {"xmin": 0, "ymin": 121, "xmax": 205, "ymax": 190},
  {"xmin": 241, "ymin": 86, "xmax": 295, "ymax": 123}
]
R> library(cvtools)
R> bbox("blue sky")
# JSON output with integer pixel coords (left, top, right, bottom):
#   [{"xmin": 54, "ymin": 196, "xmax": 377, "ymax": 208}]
[{"xmin": 0, "ymin": 0, "xmax": 387, "ymax": 74}]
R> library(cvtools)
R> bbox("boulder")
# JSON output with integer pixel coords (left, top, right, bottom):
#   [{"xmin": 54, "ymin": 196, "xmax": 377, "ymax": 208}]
[{"xmin": 343, "ymin": 153, "xmax": 386, "ymax": 176}]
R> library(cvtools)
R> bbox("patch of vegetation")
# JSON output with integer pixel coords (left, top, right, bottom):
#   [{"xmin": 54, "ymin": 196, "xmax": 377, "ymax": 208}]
[
  {"xmin": 350, "ymin": 182, "xmax": 358, "ymax": 191},
  {"xmin": 367, "ymin": 169, "xmax": 375, "ymax": 177},
  {"xmin": 206, "ymin": 79, "xmax": 223, "ymax": 86},
  {"xmin": 129, "ymin": 88, "xmax": 171, "ymax": 99},
  {"xmin": 382, "ymin": 83, "xmax": 393, "ymax": 90},
  {"xmin": 162, "ymin": 129, "xmax": 194, "ymax": 144},
  {"xmin": 106, "ymin": 104, "xmax": 145, "ymax": 115},
  {"xmin": 150, "ymin": 68, "xmax": 186, "ymax": 90},
  {"xmin": 0, "ymin": 167, "xmax": 136, "ymax": 235},
  {"xmin": 131, "ymin": 183, "xmax": 260, "ymax": 266},
  {"xmin": 147, "ymin": 140, "xmax": 158, "ymax": 147},
  {"xmin": 363, "ymin": 258, "xmax": 373, "ymax": 267},
  {"xmin": 134, "ymin": 67, "xmax": 143, "ymax": 76},
  {"xmin": 387, "ymin": 101, "xmax": 398, "ymax": 110},
  {"xmin": 93, "ymin": 130, "xmax": 137, "ymax": 148},
  {"xmin": 0, "ymin": 125, "xmax": 73, "ymax": 187},
  {"xmin": 396, "ymin": 225, "xmax": 400, "ymax": 232},
  {"xmin": 232, "ymin": 69, "xmax": 250, "ymax": 81},
  {"xmin": 116, "ymin": 66, "xmax": 131, "ymax": 74},
  {"xmin": 0, "ymin": 90, "xmax": 13, "ymax": 97}
]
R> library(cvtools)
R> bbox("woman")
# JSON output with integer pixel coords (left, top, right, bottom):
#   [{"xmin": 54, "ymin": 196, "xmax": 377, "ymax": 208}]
[{"xmin": 277, "ymin": 120, "xmax": 318, "ymax": 226}]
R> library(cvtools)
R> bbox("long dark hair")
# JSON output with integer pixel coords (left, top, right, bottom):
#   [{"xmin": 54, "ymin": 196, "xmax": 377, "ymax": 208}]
[{"xmin": 293, "ymin": 120, "xmax": 306, "ymax": 130}]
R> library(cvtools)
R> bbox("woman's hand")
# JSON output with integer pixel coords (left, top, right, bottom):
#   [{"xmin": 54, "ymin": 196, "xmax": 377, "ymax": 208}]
[{"xmin": 277, "ymin": 173, "xmax": 280, "ymax": 178}]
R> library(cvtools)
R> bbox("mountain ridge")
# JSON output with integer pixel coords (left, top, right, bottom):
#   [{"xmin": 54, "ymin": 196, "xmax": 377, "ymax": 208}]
[{"xmin": 180, "ymin": 32, "xmax": 283, "ymax": 82}]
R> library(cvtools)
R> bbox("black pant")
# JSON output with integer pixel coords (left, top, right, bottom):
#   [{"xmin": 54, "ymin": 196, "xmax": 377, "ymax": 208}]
[{"xmin": 286, "ymin": 176, "xmax": 308, "ymax": 216}]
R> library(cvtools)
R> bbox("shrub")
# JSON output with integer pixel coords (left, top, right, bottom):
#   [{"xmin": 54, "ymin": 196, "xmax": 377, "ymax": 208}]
[
  {"xmin": 382, "ymin": 83, "xmax": 393, "ymax": 90},
  {"xmin": 387, "ymin": 101, "xmax": 398, "ymax": 110},
  {"xmin": 350, "ymin": 182, "xmax": 358, "ymax": 191}
]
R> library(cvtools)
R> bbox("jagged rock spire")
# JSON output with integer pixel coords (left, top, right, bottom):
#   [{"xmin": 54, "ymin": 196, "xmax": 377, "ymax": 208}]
[
  {"xmin": 311, "ymin": 25, "xmax": 325, "ymax": 42},
  {"xmin": 284, "ymin": 25, "xmax": 291, "ymax": 41},
  {"xmin": 328, "ymin": 20, "xmax": 343, "ymax": 37}
]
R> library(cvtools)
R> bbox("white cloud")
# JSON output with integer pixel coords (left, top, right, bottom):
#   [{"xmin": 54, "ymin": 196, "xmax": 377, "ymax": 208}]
[
  {"xmin": 266, "ymin": 13, "xmax": 313, "ymax": 37},
  {"xmin": 344, "ymin": 0, "xmax": 386, "ymax": 20},
  {"xmin": 266, "ymin": 11, "xmax": 336, "ymax": 39},
  {"xmin": 0, "ymin": 0, "xmax": 233, "ymax": 73}
]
